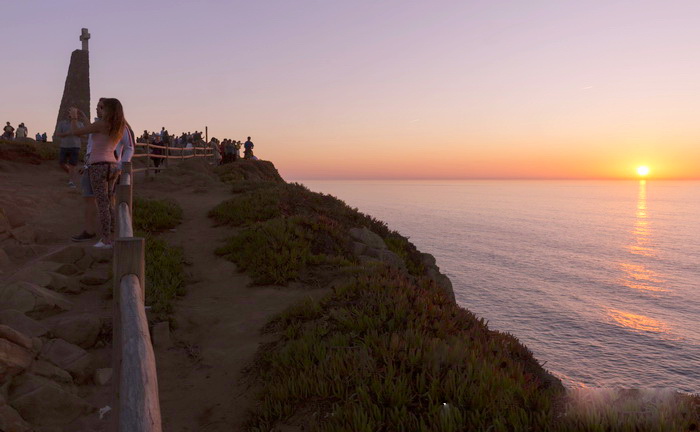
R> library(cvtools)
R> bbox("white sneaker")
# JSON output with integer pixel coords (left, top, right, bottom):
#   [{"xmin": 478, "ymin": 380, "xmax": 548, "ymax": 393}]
[
  {"xmin": 68, "ymin": 181, "xmax": 76, "ymax": 188},
  {"xmin": 93, "ymin": 240, "xmax": 113, "ymax": 249}
]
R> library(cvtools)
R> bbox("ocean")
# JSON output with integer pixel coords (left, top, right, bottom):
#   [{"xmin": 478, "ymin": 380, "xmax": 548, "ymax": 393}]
[{"xmin": 299, "ymin": 180, "xmax": 700, "ymax": 393}]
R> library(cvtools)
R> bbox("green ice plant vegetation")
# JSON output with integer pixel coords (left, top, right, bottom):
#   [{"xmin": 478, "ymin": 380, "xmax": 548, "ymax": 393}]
[
  {"xmin": 211, "ymin": 181, "xmax": 427, "ymax": 283},
  {"xmin": 210, "ymin": 177, "xmax": 699, "ymax": 430},
  {"xmin": 133, "ymin": 197, "xmax": 182, "ymax": 232},
  {"xmin": 133, "ymin": 197, "xmax": 185, "ymax": 320},
  {"xmin": 247, "ymin": 269, "xmax": 562, "ymax": 431},
  {"xmin": 139, "ymin": 232, "xmax": 185, "ymax": 320}
]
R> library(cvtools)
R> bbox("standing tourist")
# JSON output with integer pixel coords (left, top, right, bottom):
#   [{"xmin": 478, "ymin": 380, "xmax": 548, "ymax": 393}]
[
  {"xmin": 41, "ymin": 132, "xmax": 47, "ymax": 142},
  {"xmin": 244, "ymin": 136, "xmax": 254, "ymax": 159},
  {"xmin": 16, "ymin": 123, "xmax": 28, "ymax": 139},
  {"xmin": 58, "ymin": 98, "xmax": 125, "ymax": 249},
  {"xmin": 151, "ymin": 134, "xmax": 164, "ymax": 173},
  {"xmin": 2, "ymin": 122, "xmax": 14, "ymax": 139},
  {"xmin": 55, "ymin": 110, "xmax": 83, "ymax": 188}
]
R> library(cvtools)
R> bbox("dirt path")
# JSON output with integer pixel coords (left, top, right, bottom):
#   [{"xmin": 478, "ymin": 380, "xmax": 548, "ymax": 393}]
[{"xmin": 137, "ymin": 172, "xmax": 325, "ymax": 432}]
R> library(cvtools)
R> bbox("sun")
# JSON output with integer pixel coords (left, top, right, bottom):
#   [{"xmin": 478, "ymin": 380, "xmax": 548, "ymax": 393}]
[{"xmin": 637, "ymin": 166, "xmax": 650, "ymax": 176}]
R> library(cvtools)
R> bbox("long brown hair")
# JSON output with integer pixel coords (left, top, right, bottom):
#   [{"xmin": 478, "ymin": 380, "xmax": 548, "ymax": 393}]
[{"xmin": 100, "ymin": 98, "xmax": 126, "ymax": 140}]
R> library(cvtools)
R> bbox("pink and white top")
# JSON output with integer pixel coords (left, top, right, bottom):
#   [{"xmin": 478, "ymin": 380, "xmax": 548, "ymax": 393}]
[{"xmin": 88, "ymin": 133, "xmax": 119, "ymax": 164}]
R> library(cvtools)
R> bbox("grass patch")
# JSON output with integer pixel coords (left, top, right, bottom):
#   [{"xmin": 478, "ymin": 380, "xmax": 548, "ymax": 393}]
[
  {"xmin": 140, "ymin": 232, "xmax": 185, "ymax": 320},
  {"xmin": 133, "ymin": 197, "xmax": 185, "ymax": 320},
  {"xmin": 215, "ymin": 216, "xmax": 351, "ymax": 285},
  {"xmin": 247, "ymin": 270, "xmax": 563, "ymax": 431},
  {"xmin": 209, "ymin": 189, "xmax": 282, "ymax": 226},
  {"xmin": 133, "ymin": 197, "xmax": 183, "ymax": 232}
]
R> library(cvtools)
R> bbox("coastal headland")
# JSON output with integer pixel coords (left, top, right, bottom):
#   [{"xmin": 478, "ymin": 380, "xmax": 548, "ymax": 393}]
[{"xmin": 0, "ymin": 139, "xmax": 697, "ymax": 431}]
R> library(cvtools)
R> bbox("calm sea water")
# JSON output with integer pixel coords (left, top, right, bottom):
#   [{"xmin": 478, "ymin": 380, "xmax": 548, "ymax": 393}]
[{"xmin": 299, "ymin": 180, "xmax": 700, "ymax": 393}]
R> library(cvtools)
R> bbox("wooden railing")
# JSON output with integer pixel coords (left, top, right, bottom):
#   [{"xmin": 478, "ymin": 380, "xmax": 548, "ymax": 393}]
[
  {"xmin": 131, "ymin": 141, "xmax": 216, "ymax": 174},
  {"xmin": 112, "ymin": 161, "xmax": 161, "ymax": 432}
]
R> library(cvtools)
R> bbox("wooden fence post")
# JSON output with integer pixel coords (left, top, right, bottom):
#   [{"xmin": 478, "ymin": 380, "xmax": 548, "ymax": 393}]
[
  {"xmin": 145, "ymin": 141, "xmax": 152, "ymax": 180},
  {"xmin": 112, "ymin": 237, "xmax": 145, "ymax": 431},
  {"xmin": 164, "ymin": 140, "xmax": 169, "ymax": 170}
]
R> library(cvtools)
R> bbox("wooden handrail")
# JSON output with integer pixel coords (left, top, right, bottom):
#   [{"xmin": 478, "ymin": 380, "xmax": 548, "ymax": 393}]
[
  {"xmin": 119, "ymin": 274, "xmax": 162, "ymax": 432},
  {"xmin": 112, "ymin": 161, "xmax": 162, "ymax": 432},
  {"xmin": 118, "ymin": 203, "xmax": 133, "ymax": 238}
]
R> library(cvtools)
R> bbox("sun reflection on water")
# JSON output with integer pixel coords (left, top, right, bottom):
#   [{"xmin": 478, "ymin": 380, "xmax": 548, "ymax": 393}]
[
  {"xmin": 607, "ymin": 309, "xmax": 669, "ymax": 334},
  {"xmin": 618, "ymin": 181, "xmax": 667, "ymax": 293},
  {"xmin": 611, "ymin": 180, "xmax": 672, "ymax": 336}
]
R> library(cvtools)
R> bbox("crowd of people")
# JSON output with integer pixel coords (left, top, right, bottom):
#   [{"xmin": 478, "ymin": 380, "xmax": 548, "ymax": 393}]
[
  {"xmin": 3, "ymin": 121, "xmax": 47, "ymax": 141},
  {"xmin": 5, "ymin": 110, "xmax": 260, "ymax": 250},
  {"xmin": 137, "ymin": 128, "xmax": 257, "ymax": 165}
]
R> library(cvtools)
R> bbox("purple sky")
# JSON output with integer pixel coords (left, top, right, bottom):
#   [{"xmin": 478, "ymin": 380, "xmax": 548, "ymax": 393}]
[{"xmin": 3, "ymin": 1, "xmax": 699, "ymax": 179}]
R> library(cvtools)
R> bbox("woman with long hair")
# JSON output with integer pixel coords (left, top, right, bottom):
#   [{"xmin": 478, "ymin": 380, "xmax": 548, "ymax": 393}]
[{"xmin": 58, "ymin": 98, "xmax": 125, "ymax": 248}]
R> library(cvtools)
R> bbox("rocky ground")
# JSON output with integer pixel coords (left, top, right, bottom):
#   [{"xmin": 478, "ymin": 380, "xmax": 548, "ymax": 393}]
[{"xmin": 0, "ymin": 160, "xmax": 118, "ymax": 431}]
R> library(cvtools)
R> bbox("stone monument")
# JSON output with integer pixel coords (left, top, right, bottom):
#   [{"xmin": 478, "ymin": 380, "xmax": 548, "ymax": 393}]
[{"xmin": 54, "ymin": 29, "xmax": 91, "ymax": 139}]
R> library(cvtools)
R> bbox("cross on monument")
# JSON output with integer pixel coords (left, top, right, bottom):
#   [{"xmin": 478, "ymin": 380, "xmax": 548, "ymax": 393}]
[{"xmin": 80, "ymin": 28, "xmax": 90, "ymax": 51}]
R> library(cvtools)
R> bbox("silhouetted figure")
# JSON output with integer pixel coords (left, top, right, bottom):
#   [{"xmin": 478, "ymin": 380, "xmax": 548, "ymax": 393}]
[
  {"xmin": 3, "ymin": 122, "xmax": 15, "ymax": 139},
  {"xmin": 244, "ymin": 136, "xmax": 254, "ymax": 159},
  {"xmin": 16, "ymin": 123, "xmax": 27, "ymax": 139}
]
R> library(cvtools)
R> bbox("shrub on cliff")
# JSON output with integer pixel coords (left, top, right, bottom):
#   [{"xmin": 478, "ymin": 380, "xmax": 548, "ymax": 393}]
[{"xmin": 246, "ymin": 269, "xmax": 563, "ymax": 431}]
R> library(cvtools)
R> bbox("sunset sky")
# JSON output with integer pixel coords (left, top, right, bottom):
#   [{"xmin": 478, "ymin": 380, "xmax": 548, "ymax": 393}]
[{"xmin": 2, "ymin": 1, "xmax": 699, "ymax": 180}]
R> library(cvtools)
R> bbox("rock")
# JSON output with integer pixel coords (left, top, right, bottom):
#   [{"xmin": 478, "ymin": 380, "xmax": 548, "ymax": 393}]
[
  {"xmin": 349, "ymin": 227, "xmax": 387, "ymax": 250},
  {"xmin": 0, "ymin": 247, "xmax": 10, "ymax": 269},
  {"xmin": 0, "ymin": 403, "xmax": 32, "ymax": 432},
  {"xmin": 0, "ymin": 338, "xmax": 34, "ymax": 381},
  {"xmin": 352, "ymin": 241, "xmax": 366, "ymax": 256},
  {"xmin": 33, "ymin": 261, "xmax": 64, "ymax": 273},
  {"xmin": 55, "ymin": 263, "xmax": 79, "ymax": 276},
  {"xmin": 378, "ymin": 249, "xmax": 406, "ymax": 270},
  {"xmin": 93, "ymin": 368, "xmax": 112, "ymax": 386},
  {"xmin": 358, "ymin": 255, "xmax": 381, "ymax": 267},
  {"xmin": 31, "ymin": 338, "xmax": 42, "ymax": 354},
  {"xmin": 1, "ymin": 208, "xmax": 28, "ymax": 229},
  {"xmin": 86, "ymin": 247, "xmax": 111, "ymax": 263},
  {"xmin": 80, "ymin": 268, "xmax": 111, "ymax": 286},
  {"xmin": 0, "ymin": 282, "xmax": 73, "ymax": 314},
  {"xmin": 152, "ymin": 322, "xmax": 172, "ymax": 349},
  {"xmin": 34, "ymin": 229, "xmax": 63, "ymax": 244},
  {"xmin": 39, "ymin": 339, "xmax": 93, "ymax": 383},
  {"xmin": 9, "ymin": 226, "xmax": 35, "ymax": 245},
  {"xmin": 0, "ymin": 244, "xmax": 35, "ymax": 261},
  {"xmin": 47, "ymin": 272, "xmax": 80, "ymax": 294},
  {"xmin": 420, "ymin": 252, "xmax": 437, "ymax": 268},
  {"xmin": 0, "ymin": 325, "xmax": 32, "ymax": 350},
  {"xmin": 364, "ymin": 247, "xmax": 382, "ymax": 259},
  {"xmin": 12, "ymin": 268, "xmax": 52, "ymax": 287},
  {"xmin": 9, "ymin": 374, "xmax": 91, "ymax": 427},
  {"xmin": 0, "ymin": 211, "xmax": 11, "ymax": 233},
  {"xmin": 426, "ymin": 268, "xmax": 456, "ymax": 303},
  {"xmin": 51, "ymin": 314, "xmax": 101, "ymax": 349},
  {"xmin": 41, "ymin": 246, "xmax": 85, "ymax": 265},
  {"xmin": 0, "ymin": 310, "xmax": 49, "ymax": 338},
  {"xmin": 29, "ymin": 360, "xmax": 73, "ymax": 384},
  {"xmin": 74, "ymin": 254, "xmax": 93, "ymax": 271}
]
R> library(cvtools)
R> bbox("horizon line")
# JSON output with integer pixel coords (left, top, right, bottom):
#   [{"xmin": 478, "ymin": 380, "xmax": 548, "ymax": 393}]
[{"xmin": 288, "ymin": 177, "xmax": 700, "ymax": 181}]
